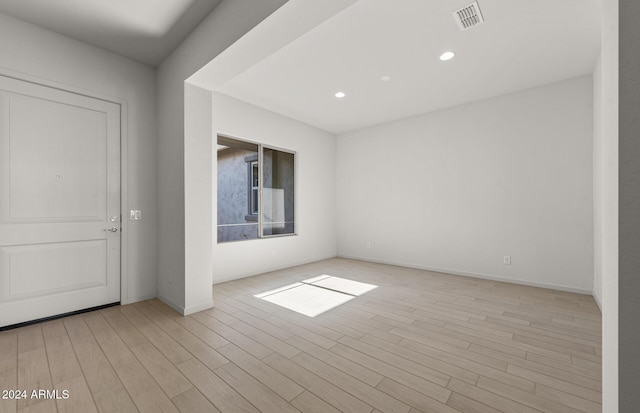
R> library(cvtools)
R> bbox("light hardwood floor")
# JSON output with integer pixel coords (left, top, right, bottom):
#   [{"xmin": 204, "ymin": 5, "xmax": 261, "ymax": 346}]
[{"xmin": 0, "ymin": 258, "xmax": 602, "ymax": 413}]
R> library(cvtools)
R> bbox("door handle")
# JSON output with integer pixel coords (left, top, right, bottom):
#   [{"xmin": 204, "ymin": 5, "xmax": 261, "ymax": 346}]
[{"xmin": 103, "ymin": 227, "xmax": 119, "ymax": 232}]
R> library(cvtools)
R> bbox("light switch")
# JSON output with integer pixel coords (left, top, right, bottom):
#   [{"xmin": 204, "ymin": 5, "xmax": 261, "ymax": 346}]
[{"xmin": 130, "ymin": 210, "xmax": 142, "ymax": 220}]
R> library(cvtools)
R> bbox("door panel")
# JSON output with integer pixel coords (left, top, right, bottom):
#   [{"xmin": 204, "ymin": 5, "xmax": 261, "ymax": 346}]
[
  {"xmin": 6, "ymin": 94, "xmax": 107, "ymax": 221},
  {"xmin": 0, "ymin": 76, "xmax": 120, "ymax": 327},
  {"xmin": 0, "ymin": 240, "xmax": 107, "ymax": 300}
]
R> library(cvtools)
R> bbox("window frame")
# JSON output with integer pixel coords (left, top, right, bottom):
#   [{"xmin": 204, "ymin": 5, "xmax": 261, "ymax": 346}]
[
  {"xmin": 217, "ymin": 133, "xmax": 297, "ymax": 243},
  {"xmin": 259, "ymin": 144, "xmax": 296, "ymax": 239},
  {"xmin": 250, "ymin": 161, "xmax": 259, "ymax": 215},
  {"xmin": 244, "ymin": 155, "xmax": 259, "ymax": 219}
]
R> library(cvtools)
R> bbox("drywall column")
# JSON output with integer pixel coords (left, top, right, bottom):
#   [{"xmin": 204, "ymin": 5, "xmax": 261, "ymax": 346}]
[
  {"xmin": 595, "ymin": 0, "xmax": 619, "ymax": 411},
  {"xmin": 619, "ymin": 0, "xmax": 640, "ymax": 410},
  {"xmin": 157, "ymin": 0, "xmax": 289, "ymax": 313},
  {"xmin": 184, "ymin": 83, "xmax": 214, "ymax": 313},
  {"xmin": 593, "ymin": 55, "xmax": 603, "ymax": 307}
]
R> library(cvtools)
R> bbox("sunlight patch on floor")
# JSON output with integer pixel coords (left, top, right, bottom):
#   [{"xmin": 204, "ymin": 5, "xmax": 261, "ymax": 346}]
[{"xmin": 254, "ymin": 275, "xmax": 378, "ymax": 317}]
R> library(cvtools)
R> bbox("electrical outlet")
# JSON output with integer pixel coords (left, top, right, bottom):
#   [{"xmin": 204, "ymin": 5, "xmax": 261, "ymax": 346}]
[
  {"xmin": 366, "ymin": 242, "xmax": 372, "ymax": 249},
  {"xmin": 504, "ymin": 256, "xmax": 511, "ymax": 265}
]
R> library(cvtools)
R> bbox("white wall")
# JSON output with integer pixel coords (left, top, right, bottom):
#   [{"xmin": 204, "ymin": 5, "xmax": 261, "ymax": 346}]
[
  {"xmin": 211, "ymin": 92, "xmax": 337, "ymax": 283},
  {"xmin": 595, "ymin": 0, "xmax": 618, "ymax": 411},
  {"xmin": 157, "ymin": 0, "xmax": 289, "ymax": 313},
  {"xmin": 337, "ymin": 76, "xmax": 594, "ymax": 293},
  {"xmin": 0, "ymin": 13, "xmax": 157, "ymax": 303}
]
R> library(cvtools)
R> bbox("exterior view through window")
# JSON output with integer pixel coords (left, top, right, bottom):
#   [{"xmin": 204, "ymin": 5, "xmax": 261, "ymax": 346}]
[{"xmin": 217, "ymin": 135, "xmax": 295, "ymax": 243}]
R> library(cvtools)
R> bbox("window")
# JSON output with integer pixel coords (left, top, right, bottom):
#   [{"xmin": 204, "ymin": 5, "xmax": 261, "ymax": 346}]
[
  {"xmin": 217, "ymin": 135, "xmax": 295, "ymax": 243},
  {"xmin": 249, "ymin": 160, "xmax": 258, "ymax": 216}
]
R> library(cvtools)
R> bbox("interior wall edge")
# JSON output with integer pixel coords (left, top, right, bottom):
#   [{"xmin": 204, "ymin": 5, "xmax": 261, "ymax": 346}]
[
  {"xmin": 183, "ymin": 300, "xmax": 216, "ymax": 316},
  {"xmin": 593, "ymin": 288, "xmax": 603, "ymax": 312},
  {"xmin": 157, "ymin": 293, "xmax": 186, "ymax": 315},
  {"xmin": 619, "ymin": 0, "xmax": 640, "ymax": 407}
]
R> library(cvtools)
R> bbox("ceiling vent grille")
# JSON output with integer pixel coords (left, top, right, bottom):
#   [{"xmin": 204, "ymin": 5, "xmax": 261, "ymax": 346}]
[{"xmin": 453, "ymin": 1, "xmax": 484, "ymax": 31}]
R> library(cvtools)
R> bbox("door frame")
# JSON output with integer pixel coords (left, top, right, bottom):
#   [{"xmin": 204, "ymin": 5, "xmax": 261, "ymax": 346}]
[{"xmin": 0, "ymin": 67, "xmax": 130, "ymax": 305}]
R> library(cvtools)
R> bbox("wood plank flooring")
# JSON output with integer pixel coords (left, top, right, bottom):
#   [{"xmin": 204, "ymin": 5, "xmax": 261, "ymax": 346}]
[{"xmin": 0, "ymin": 258, "xmax": 602, "ymax": 412}]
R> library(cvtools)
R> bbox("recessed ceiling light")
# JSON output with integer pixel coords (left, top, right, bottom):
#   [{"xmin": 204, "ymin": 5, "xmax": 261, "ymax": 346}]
[
  {"xmin": 381, "ymin": 75, "xmax": 392, "ymax": 82},
  {"xmin": 440, "ymin": 51, "xmax": 455, "ymax": 61},
  {"xmin": 335, "ymin": 91, "xmax": 346, "ymax": 98}
]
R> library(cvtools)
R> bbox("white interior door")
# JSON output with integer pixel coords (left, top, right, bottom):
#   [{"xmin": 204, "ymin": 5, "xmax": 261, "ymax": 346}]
[{"xmin": 0, "ymin": 76, "xmax": 120, "ymax": 327}]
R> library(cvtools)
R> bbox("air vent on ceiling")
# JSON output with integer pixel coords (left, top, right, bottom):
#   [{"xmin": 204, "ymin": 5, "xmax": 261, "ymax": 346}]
[{"xmin": 453, "ymin": 1, "xmax": 484, "ymax": 31}]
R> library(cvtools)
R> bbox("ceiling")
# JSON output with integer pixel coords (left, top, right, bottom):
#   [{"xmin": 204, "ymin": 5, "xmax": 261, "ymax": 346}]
[
  {"xmin": 0, "ymin": 0, "xmax": 222, "ymax": 66},
  {"xmin": 215, "ymin": 0, "xmax": 602, "ymax": 134},
  {"xmin": 0, "ymin": 0, "xmax": 601, "ymax": 130}
]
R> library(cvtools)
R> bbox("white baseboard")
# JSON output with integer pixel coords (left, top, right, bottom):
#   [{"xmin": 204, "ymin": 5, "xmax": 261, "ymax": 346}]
[
  {"xmin": 157, "ymin": 293, "xmax": 214, "ymax": 316},
  {"xmin": 183, "ymin": 300, "xmax": 215, "ymax": 316},
  {"xmin": 212, "ymin": 254, "xmax": 337, "ymax": 285},
  {"xmin": 120, "ymin": 293, "xmax": 156, "ymax": 306},
  {"xmin": 337, "ymin": 254, "xmax": 593, "ymax": 295},
  {"xmin": 593, "ymin": 289, "xmax": 603, "ymax": 312},
  {"xmin": 209, "ymin": 253, "xmax": 594, "ymax": 297}
]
